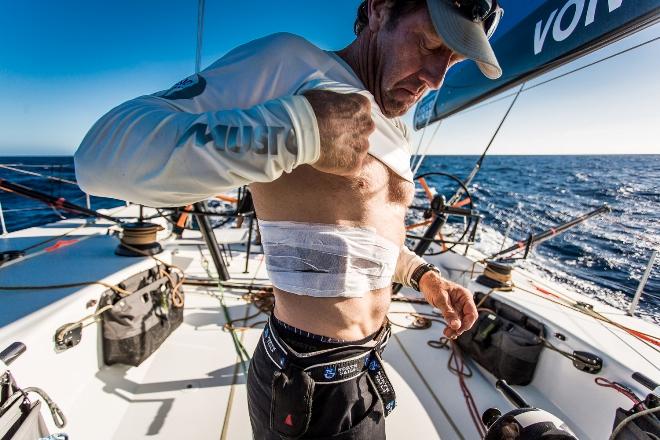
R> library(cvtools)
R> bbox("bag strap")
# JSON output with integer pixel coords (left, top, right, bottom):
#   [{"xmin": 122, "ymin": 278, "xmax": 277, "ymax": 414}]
[{"xmin": 23, "ymin": 387, "xmax": 66, "ymax": 428}]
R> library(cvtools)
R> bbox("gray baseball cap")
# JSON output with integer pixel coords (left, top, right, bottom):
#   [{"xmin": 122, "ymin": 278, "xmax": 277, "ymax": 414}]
[{"xmin": 426, "ymin": 0, "xmax": 503, "ymax": 79}]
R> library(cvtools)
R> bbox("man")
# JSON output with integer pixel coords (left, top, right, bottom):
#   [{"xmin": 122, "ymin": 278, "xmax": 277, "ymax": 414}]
[{"xmin": 75, "ymin": 0, "xmax": 503, "ymax": 437}]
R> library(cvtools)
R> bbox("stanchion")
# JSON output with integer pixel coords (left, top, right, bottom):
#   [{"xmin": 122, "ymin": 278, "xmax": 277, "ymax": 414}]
[{"xmin": 194, "ymin": 201, "xmax": 230, "ymax": 281}]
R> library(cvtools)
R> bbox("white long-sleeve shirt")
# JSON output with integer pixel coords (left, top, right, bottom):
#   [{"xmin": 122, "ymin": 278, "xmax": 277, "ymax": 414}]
[{"xmin": 74, "ymin": 32, "xmax": 413, "ymax": 207}]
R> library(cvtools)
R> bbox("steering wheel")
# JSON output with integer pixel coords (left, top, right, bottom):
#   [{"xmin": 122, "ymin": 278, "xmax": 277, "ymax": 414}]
[{"xmin": 407, "ymin": 171, "xmax": 475, "ymax": 255}]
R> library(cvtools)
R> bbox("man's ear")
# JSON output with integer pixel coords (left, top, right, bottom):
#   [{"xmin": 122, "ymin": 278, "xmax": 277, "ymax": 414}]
[{"xmin": 367, "ymin": 0, "xmax": 391, "ymax": 32}]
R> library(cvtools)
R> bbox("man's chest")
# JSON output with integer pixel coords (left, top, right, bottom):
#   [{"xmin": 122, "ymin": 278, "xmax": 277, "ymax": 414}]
[
  {"xmin": 319, "ymin": 155, "xmax": 415, "ymax": 206},
  {"xmin": 251, "ymin": 156, "xmax": 415, "ymax": 220}
]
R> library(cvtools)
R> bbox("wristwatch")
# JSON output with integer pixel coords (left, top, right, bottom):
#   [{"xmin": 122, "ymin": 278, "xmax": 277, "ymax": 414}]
[{"xmin": 410, "ymin": 263, "xmax": 441, "ymax": 292}]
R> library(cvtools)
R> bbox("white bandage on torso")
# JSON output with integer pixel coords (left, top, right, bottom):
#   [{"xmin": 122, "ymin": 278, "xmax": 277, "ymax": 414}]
[{"xmin": 259, "ymin": 220, "xmax": 400, "ymax": 297}]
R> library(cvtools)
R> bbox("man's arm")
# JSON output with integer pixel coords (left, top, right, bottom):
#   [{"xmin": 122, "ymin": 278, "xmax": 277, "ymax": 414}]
[
  {"xmin": 74, "ymin": 95, "xmax": 320, "ymax": 207},
  {"xmin": 393, "ymin": 244, "xmax": 426, "ymax": 286},
  {"xmin": 75, "ymin": 33, "xmax": 375, "ymax": 207},
  {"xmin": 394, "ymin": 244, "xmax": 478, "ymax": 339},
  {"xmin": 75, "ymin": 89, "xmax": 374, "ymax": 207}
]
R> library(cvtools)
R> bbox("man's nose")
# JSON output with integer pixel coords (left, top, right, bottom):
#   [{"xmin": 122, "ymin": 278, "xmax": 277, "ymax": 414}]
[{"xmin": 419, "ymin": 55, "xmax": 452, "ymax": 90}]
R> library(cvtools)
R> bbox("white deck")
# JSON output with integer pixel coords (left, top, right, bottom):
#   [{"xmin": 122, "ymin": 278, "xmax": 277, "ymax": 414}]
[{"xmin": 1, "ymin": 205, "xmax": 658, "ymax": 439}]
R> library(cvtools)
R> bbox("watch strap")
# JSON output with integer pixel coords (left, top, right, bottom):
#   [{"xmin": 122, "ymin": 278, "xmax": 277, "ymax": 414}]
[{"xmin": 410, "ymin": 263, "xmax": 440, "ymax": 291}]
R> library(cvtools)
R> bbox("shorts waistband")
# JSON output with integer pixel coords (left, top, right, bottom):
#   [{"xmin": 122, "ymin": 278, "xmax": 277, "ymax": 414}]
[
  {"xmin": 262, "ymin": 317, "xmax": 389, "ymax": 370},
  {"xmin": 271, "ymin": 314, "xmax": 380, "ymax": 350}
]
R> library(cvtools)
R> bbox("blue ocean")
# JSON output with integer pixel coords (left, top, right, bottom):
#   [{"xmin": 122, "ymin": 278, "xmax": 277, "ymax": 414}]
[{"xmin": 1, "ymin": 155, "xmax": 658, "ymax": 323}]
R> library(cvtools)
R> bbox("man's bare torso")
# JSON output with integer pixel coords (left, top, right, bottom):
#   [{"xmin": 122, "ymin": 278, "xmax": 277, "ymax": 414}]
[{"xmin": 250, "ymin": 155, "xmax": 414, "ymax": 340}]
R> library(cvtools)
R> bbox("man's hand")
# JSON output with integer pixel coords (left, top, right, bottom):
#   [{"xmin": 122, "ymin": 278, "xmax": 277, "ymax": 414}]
[
  {"xmin": 419, "ymin": 271, "xmax": 478, "ymax": 339},
  {"xmin": 303, "ymin": 90, "xmax": 375, "ymax": 176}
]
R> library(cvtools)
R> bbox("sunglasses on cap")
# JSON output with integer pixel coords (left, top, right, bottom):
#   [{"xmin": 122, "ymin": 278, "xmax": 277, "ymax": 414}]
[{"xmin": 447, "ymin": 0, "xmax": 503, "ymax": 39}]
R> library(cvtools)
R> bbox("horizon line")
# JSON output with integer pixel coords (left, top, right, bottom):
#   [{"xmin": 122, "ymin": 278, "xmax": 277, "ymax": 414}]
[{"xmin": 1, "ymin": 153, "xmax": 659, "ymax": 158}]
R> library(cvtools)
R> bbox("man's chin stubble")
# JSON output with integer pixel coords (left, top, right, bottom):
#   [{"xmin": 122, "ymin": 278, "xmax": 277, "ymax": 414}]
[{"xmin": 383, "ymin": 101, "xmax": 410, "ymax": 118}]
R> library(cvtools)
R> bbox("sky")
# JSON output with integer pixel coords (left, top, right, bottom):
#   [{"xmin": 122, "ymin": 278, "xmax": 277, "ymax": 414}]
[{"xmin": 0, "ymin": 0, "xmax": 658, "ymax": 156}]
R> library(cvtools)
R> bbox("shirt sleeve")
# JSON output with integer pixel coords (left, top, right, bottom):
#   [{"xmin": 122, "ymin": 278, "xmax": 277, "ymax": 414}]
[
  {"xmin": 74, "ymin": 33, "xmax": 323, "ymax": 207},
  {"xmin": 74, "ymin": 93, "xmax": 319, "ymax": 207}
]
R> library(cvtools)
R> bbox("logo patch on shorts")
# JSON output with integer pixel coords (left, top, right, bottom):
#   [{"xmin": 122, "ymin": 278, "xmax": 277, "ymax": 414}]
[{"xmin": 323, "ymin": 366, "xmax": 337, "ymax": 380}]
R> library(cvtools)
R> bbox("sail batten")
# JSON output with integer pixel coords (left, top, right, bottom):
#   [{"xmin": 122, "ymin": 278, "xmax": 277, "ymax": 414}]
[{"xmin": 413, "ymin": 0, "xmax": 660, "ymax": 129}]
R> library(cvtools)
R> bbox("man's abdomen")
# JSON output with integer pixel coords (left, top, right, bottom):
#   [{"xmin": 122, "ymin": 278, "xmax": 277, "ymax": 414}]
[{"xmin": 273, "ymin": 287, "xmax": 392, "ymax": 340}]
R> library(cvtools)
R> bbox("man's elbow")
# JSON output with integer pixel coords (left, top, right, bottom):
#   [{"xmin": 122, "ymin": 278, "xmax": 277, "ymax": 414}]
[
  {"xmin": 73, "ymin": 145, "xmax": 105, "ymax": 198},
  {"xmin": 74, "ymin": 145, "xmax": 136, "ymax": 204},
  {"xmin": 74, "ymin": 149, "xmax": 200, "ymax": 207}
]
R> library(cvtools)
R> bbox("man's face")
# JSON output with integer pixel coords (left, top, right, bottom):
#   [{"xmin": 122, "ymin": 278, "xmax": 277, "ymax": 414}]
[{"xmin": 371, "ymin": 5, "xmax": 466, "ymax": 117}]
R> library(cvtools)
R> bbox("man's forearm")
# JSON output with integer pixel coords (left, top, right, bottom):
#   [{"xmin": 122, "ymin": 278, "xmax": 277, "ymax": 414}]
[
  {"xmin": 393, "ymin": 244, "xmax": 427, "ymax": 287},
  {"xmin": 74, "ymin": 95, "xmax": 319, "ymax": 207}
]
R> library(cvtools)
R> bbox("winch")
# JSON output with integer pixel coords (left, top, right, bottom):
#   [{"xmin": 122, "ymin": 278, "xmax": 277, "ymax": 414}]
[
  {"xmin": 477, "ymin": 259, "xmax": 514, "ymax": 290},
  {"xmin": 115, "ymin": 221, "xmax": 164, "ymax": 257}
]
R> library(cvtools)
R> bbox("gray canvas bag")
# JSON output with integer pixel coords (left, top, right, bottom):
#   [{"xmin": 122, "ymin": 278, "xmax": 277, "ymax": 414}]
[{"xmin": 98, "ymin": 267, "xmax": 184, "ymax": 367}]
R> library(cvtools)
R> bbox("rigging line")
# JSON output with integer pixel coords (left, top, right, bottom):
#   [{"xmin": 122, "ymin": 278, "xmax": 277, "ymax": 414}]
[
  {"xmin": 0, "ymin": 163, "xmax": 61, "ymax": 168},
  {"xmin": 221, "ymin": 299, "xmax": 254, "ymax": 440},
  {"xmin": 412, "ymin": 119, "xmax": 443, "ymax": 176},
  {"xmin": 195, "ymin": 0, "xmax": 206, "ymax": 74},
  {"xmin": 392, "ymin": 332, "xmax": 465, "ymax": 440},
  {"xmin": 594, "ymin": 377, "xmax": 642, "ymax": 404},
  {"xmin": 412, "ymin": 140, "xmax": 434, "ymax": 177},
  {"xmin": 449, "ymin": 83, "xmax": 525, "ymax": 206},
  {"xmin": 528, "ymin": 282, "xmax": 660, "ymax": 343},
  {"xmin": 197, "ymin": 245, "xmax": 252, "ymax": 371},
  {"xmin": 531, "ymin": 272, "xmax": 659, "ymax": 312},
  {"xmin": 410, "ymin": 100, "xmax": 432, "ymax": 172},
  {"xmin": 3, "ymin": 207, "xmax": 59, "ymax": 213},
  {"xmin": 0, "ymin": 280, "xmax": 132, "ymax": 296},
  {"xmin": 0, "ymin": 164, "xmax": 77, "ymax": 186},
  {"xmin": 517, "ymin": 283, "xmax": 660, "ymax": 353},
  {"xmin": 598, "ymin": 316, "xmax": 660, "ymax": 374},
  {"xmin": 475, "ymin": 82, "xmax": 524, "ymax": 170},
  {"xmin": 610, "ymin": 406, "xmax": 660, "ymax": 440},
  {"xmin": 460, "ymin": 35, "xmax": 660, "ymax": 116},
  {"xmin": 411, "ymin": 90, "xmax": 441, "ymax": 172},
  {"xmin": 20, "ymin": 222, "xmax": 88, "ymax": 253},
  {"xmin": 191, "ymin": 4, "xmax": 250, "ymax": 370}
]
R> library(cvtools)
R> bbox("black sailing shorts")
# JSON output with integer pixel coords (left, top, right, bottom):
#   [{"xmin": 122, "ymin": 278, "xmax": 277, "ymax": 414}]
[{"xmin": 247, "ymin": 315, "xmax": 396, "ymax": 439}]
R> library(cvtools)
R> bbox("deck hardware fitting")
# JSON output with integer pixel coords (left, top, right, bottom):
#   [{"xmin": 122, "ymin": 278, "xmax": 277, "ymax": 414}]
[
  {"xmin": 554, "ymin": 332, "xmax": 566, "ymax": 341},
  {"xmin": 627, "ymin": 250, "xmax": 657, "ymax": 316},
  {"xmin": 572, "ymin": 351, "xmax": 603, "ymax": 374}
]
